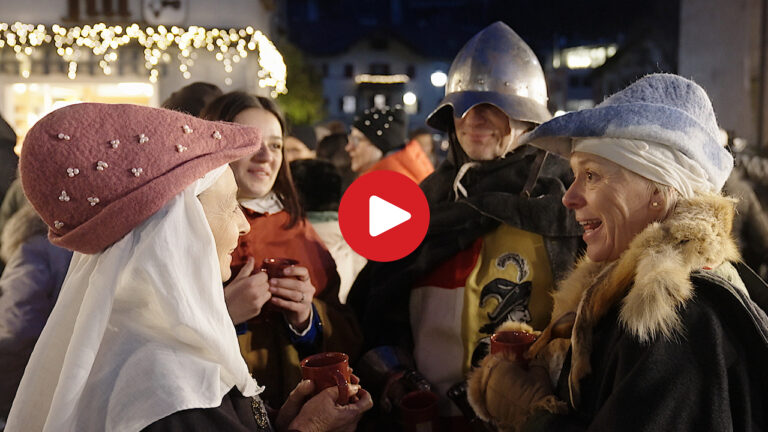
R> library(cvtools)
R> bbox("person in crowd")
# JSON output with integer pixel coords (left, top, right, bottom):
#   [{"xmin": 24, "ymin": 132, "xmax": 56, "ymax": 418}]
[
  {"xmin": 723, "ymin": 162, "xmax": 768, "ymax": 280},
  {"xmin": 315, "ymin": 120, "xmax": 347, "ymax": 145},
  {"xmin": 290, "ymin": 158, "xmax": 367, "ymax": 303},
  {"xmin": 5, "ymin": 102, "xmax": 372, "ymax": 431},
  {"xmin": 0, "ymin": 201, "xmax": 72, "ymax": 425},
  {"xmin": 347, "ymin": 21, "xmax": 582, "ymax": 430},
  {"xmin": 0, "ymin": 115, "xmax": 17, "ymax": 204},
  {"xmin": 721, "ymin": 136, "xmax": 768, "ymax": 279},
  {"xmin": 409, "ymin": 127, "xmax": 437, "ymax": 166},
  {"xmin": 345, "ymin": 105, "xmax": 434, "ymax": 183},
  {"xmin": 284, "ymin": 135, "xmax": 315, "ymax": 162},
  {"xmin": 0, "ymin": 116, "xmax": 19, "ymax": 275},
  {"xmin": 469, "ymin": 73, "xmax": 768, "ymax": 432},
  {"xmin": 316, "ymin": 132, "xmax": 356, "ymax": 193},
  {"xmin": 202, "ymin": 92, "xmax": 362, "ymax": 407},
  {"xmin": 161, "ymin": 81, "xmax": 223, "ymax": 117},
  {"xmin": 0, "ymin": 178, "xmax": 24, "ymax": 274}
]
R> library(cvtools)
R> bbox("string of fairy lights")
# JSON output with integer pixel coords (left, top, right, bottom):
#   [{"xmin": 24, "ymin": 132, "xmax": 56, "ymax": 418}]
[{"xmin": 0, "ymin": 21, "xmax": 287, "ymax": 96}]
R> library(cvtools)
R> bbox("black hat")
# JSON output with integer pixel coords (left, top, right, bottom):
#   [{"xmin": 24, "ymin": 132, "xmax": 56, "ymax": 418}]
[{"xmin": 352, "ymin": 105, "xmax": 408, "ymax": 153}]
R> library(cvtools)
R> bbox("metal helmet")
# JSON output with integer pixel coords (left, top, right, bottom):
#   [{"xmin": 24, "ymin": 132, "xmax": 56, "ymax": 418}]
[{"xmin": 426, "ymin": 21, "xmax": 551, "ymax": 131}]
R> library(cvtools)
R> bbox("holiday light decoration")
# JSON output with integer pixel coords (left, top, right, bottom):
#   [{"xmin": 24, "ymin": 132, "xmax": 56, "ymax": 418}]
[{"xmin": 0, "ymin": 21, "xmax": 287, "ymax": 95}]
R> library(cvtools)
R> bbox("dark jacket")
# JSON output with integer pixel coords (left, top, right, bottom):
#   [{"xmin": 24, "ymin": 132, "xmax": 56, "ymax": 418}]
[
  {"xmin": 526, "ymin": 194, "xmax": 768, "ymax": 432},
  {"xmin": 349, "ymin": 145, "xmax": 583, "ymax": 351},
  {"xmin": 348, "ymin": 145, "xmax": 583, "ymax": 430},
  {"xmin": 142, "ymin": 388, "xmax": 273, "ymax": 432},
  {"xmin": 0, "ymin": 205, "xmax": 73, "ymax": 419}
]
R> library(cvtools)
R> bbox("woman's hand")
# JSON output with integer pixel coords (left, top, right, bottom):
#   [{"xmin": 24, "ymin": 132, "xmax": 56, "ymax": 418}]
[
  {"xmin": 275, "ymin": 378, "xmax": 373, "ymax": 432},
  {"xmin": 268, "ymin": 265, "xmax": 316, "ymax": 331},
  {"xmin": 468, "ymin": 354, "xmax": 565, "ymax": 431},
  {"xmin": 223, "ymin": 257, "xmax": 272, "ymax": 324}
]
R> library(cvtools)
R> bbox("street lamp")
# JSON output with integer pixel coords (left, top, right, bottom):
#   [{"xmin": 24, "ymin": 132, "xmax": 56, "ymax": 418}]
[
  {"xmin": 403, "ymin": 92, "xmax": 417, "ymax": 114},
  {"xmin": 431, "ymin": 71, "xmax": 447, "ymax": 87}
]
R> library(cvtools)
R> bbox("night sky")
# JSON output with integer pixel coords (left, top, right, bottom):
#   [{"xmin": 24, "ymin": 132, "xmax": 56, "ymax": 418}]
[{"xmin": 283, "ymin": 0, "xmax": 680, "ymax": 60}]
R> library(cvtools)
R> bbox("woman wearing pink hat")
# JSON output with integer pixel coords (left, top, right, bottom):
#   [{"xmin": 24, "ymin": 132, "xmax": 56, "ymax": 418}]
[
  {"xmin": 202, "ymin": 92, "xmax": 362, "ymax": 407},
  {"xmin": 5, "ymin": 103, "xmax": 371, "ymax": 431}
]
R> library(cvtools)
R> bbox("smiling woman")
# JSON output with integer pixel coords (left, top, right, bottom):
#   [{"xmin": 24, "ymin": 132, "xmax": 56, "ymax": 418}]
[
  {"xmin": 5, "ymin": 102, "xmax": 371, "ymax": 432},
  {"xmin": 201, "ymin": 92, "xmax": 362, "ymax": 407},
  {"xmin": 469, "ymin": 74, "xmax": 768, "ymax": 431},
  {"xmin": 198, "ymin": 167, "xmax": 250, "ymax": 282},
  {"xmin": 563, "ymin": 152, "xmax": 667, "ymax": 262}
]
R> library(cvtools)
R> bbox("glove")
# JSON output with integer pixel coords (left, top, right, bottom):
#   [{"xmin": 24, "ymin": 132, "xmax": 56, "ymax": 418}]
[
  {"xmin": 467, "ymin": 354, "xmax": 566, "ymax": 432},
  {"xmin": 468, "ymin": 320, "xmax": 567, "ymax": 432}
]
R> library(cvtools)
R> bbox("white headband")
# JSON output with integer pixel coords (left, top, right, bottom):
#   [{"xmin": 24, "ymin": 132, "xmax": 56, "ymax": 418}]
[{"xmin": 573, "ymin": 137, "xmax": 716, "ymax": 199}]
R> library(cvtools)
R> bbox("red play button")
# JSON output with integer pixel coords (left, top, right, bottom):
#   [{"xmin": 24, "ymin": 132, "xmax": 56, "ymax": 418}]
[{"xmin": 339, "ymin": 171, "xmax": 430, "ymax": 262}]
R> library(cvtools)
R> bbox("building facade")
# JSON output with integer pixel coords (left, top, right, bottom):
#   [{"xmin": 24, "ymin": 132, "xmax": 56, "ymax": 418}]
[
  {"xmin": 0, "ymin": 0, "xmax": 282, "ymax": 143},
  {"xmin": 679, "ymin": 0, "xmax": 761, "ymax": 147}
]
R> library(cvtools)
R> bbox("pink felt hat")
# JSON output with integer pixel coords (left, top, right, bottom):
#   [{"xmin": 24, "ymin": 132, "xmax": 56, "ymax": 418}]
[{"xmin": 20, "ymin": 102, "xmax": 262, "ymax": 254}]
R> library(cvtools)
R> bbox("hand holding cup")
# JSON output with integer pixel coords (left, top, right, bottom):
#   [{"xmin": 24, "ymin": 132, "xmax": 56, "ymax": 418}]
[
  {"xmin": 300, "ymin": 352, "xmax": 354, "ymax": 405},
  {"xmin": 261, "ymin": 258, "xmax": 315, "ymax": 330}
]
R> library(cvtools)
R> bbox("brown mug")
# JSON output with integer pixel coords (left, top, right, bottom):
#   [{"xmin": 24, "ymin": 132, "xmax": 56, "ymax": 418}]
[
  {"xmin": 300, "ymin": 352, "xmax": 351, "ymax": 405},
  {"xmin": 490, "ymin": 330, "xmax": 538, "ymax": 368},
  {"xmin": 260, "ymin": 257, "xmax": 300, "ymax": 279},
  {"xmin": 400, "ymin": 390, "xmax": 439, "ymax": 432}
]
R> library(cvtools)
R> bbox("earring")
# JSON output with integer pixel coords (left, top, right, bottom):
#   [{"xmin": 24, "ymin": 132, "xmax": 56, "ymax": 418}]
[{"xmin": 652, "ymin": 202, "xmax": 660, "ymax": 207}]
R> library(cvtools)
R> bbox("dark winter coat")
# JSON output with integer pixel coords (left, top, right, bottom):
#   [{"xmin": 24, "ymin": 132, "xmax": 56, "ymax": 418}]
[{"xmin": 525, "ymin": 194, "xmax": 768, "ymax": 432}]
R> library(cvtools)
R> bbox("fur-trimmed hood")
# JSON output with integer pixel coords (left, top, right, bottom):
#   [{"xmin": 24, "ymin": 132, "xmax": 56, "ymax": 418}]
[{"xmin": 550, "ymin": 194, "xmax": 741, "ymax": 406}]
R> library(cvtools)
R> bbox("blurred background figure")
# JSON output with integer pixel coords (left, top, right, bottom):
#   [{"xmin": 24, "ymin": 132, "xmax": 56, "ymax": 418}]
[
  {"xmin": 316, "ymin": 132, "xmax": 356, "ymax": 193},
  {"xmin": 346, "ymin": 106, "xmax": 433, "ymax": 183},
  {"xmin": 0, "ymin": 115, "xmax": 19, "ymax": 276},
  {"xmin": 0, "ymin": 178, "xmax": 24, "ymax": 277},
  {"xmin": 160, "ymin": 81, "xmax": 223, "ymax": 117},
  {"xmin": 720, "ymin": 131, "xmax": 768, "ymax": 280},
  {"xmin": 290, "ymin": 158, "xmax": 367, "ymax": 303},
  {"xmin": 284, "ymin": 135, "xmax": 315, "ymax": 162},
  {"xmin": 315, "ymin": 121, "xmax": 347, "ymax": 144},
  {"xmin": 724, "ymin": 167, "xmax": 768, "ymax": 279},
  {"xmin": 0, "ymin": 201, "xmax": 72, "ymax": 425},
  {"xmin": 0, "ymin": 116, "xmax": 17, "ymax": 206},
  {"xmin": 409, "ymin": 127, "xmax": 437, "ymax": 167}
]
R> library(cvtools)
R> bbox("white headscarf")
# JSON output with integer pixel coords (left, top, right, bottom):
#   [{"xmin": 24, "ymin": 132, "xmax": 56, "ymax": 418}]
[
  {"xmin": 6, "ymin": 166, "xmax": 262, "ymax": 432},
  {"xmin": 574, "ymin": 137, "xmax": 716, "ymax": 198}
]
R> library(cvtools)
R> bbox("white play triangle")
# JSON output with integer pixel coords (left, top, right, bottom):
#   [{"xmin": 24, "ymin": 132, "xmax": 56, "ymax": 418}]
[{"xmin": 369, "ymin": 195, "xmax": 411, "ymax": 237}]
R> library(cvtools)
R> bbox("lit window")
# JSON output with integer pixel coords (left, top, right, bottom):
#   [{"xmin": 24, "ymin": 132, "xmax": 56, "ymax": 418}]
[
  {"xmin": 342, "ymin": 95, "xmax": 356, "ymax": 113},
  {"xmin": 373, "ymin": 94, "xmax": 386, "ymax": 109}
]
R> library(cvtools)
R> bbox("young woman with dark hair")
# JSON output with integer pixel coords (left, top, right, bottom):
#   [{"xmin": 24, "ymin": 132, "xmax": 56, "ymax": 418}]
[{"xmin": 202, "ymin": 92, "xmax": 362, "ymax": 407}]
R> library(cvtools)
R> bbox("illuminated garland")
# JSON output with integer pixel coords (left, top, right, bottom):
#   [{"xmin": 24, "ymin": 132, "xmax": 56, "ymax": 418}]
[{"xmin": 0, "ymin": 22, "xmax": 287, "ymax": 96}]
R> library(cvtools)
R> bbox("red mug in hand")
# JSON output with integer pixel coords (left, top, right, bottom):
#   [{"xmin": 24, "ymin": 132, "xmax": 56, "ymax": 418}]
[
  {"xmin": 490, "ymin": 330, "xmax": 538, "ymax": 368},
  {"xmin": 260, "ymin": 257, "xmax": 299, "ymax": 279},
  {"xmin": 300, "ymin": 352, "xmax": 352, "ymax": 405}
]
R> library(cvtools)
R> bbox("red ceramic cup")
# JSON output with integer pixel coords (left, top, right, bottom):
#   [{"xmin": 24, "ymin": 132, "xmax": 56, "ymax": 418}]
[
  {"xmin": 490, "ymin": 330, "xmax": 538, "ymax": 368},
  {"xmin": 300, "ymin": 352, "xmax": 351, "ymax": 405},
  {"xmin": 400, "ymin": 390, "xmax": 439, "ymax": 432},
  {"xmin": 260, "ymin": 257, "xmax": 299, "ymax": 279}
]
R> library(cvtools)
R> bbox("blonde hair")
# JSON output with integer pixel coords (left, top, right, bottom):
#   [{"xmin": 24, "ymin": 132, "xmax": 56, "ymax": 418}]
[{"xmin": 648, "ymin": 181, "xmax": 679, "ymax": 220}]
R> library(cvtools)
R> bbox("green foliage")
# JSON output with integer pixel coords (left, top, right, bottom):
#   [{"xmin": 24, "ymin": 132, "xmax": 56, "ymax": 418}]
[{"xmin": 276, "ymin": 41, "xmax": 326, "ymax": 126}]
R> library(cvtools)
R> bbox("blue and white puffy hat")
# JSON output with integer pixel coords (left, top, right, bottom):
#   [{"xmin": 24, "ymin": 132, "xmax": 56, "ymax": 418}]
[{"xmin": 519, "ymin": 74, "xmax": 733, "ymax": 192}]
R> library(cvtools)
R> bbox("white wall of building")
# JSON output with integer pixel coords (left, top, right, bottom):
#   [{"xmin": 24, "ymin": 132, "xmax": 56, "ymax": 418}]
[
  {"xmin": 1, "ymin": 0, "xmax": 270, "ymax": 32},
  {"xmin": 310, "ymin": 39, "xmax": 450, "ymax": 130},
  {"xmin": 679, "ymin": 0, "xmax": 758, "ymax": 144}
]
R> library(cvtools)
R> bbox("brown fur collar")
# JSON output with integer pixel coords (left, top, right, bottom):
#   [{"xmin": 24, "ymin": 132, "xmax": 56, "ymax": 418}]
[{"xmin": 550, "ymin": 194, "xmax": 740, "ymax": 406}]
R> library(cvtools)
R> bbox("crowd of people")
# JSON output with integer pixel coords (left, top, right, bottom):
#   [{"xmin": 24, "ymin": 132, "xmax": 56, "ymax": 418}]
[{"xmin": 0, "ymin": 20, "xmax": 767, "ymax": 432}]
